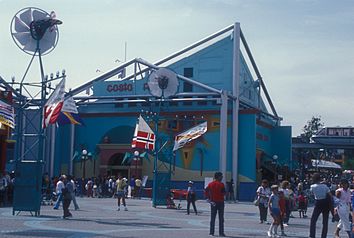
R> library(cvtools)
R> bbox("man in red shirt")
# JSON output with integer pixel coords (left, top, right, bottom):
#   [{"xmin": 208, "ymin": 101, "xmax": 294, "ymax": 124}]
[{"xmin": 205, "ymin": 172, "xmax": 226, "ymax": 236}]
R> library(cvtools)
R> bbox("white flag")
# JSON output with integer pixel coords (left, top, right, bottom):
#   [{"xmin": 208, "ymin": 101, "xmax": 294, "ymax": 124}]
[{"xmin": 61, "ymin": 96, "xmax": 78, "ymax": 113}]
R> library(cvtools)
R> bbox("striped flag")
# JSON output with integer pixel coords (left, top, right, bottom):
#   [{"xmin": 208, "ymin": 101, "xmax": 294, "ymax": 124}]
[
  {"xmin": 0, "ymin": 100, "xmax": 15, "ymax": 128},
  {"xmin": 43, "ymin": 78, "xmax": 65, "ymax": 128},
  {"xmin": 131, "ymin": 115, "xmax": 155, "ymax": 151},
  {"xmin": 173, "ymin": 121, "xmax": 207, "ymax": 151}
]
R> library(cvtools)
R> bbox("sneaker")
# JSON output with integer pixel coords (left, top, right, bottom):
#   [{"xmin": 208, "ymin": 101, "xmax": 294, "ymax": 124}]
[
  {"xmin": 267, "ymin": 231, "xmax": 272, "ymax": 237},
  {"xmin": 259, "ymin": 221, "xmax": 264, "ymax": 224},
  {"xmin": 53, "ymin": 207, "xmax": 58, "ymax": 210},
  {"xmin": 124, "ymin": 207, "xmax": 128, "ymax": 211},
  {"xmin": 117, "ymin": 207, "xmax": 120, "ymax": 211},
  {"xmin": 219, "ymin": 233, "xmax": 226, "ymax": 237},
  {"xmin": 281, "ymin": 231, "xmax": 287, "ymax": 236},
  {"xmin": 283, "ymin": 223, "xmax": 288, "ymax": 227},
  {"xmin": 208, "ymin": 233, "xmax": 214, "ymax": 236}
]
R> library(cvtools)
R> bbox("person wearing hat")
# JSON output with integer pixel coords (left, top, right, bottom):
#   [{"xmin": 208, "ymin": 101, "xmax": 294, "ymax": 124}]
[
  {"xmin": 186, "ymin": 181, "xmax": 197, "ymax": 215},
  {"xmin": 205, "ymin": 172, "xmax": 226, "ymax": 237}
]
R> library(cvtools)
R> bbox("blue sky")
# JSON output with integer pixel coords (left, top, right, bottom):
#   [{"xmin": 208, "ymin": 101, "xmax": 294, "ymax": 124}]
[{"xmin": 1, "ymin": 0, "xmax": 354, "ymax": 136}]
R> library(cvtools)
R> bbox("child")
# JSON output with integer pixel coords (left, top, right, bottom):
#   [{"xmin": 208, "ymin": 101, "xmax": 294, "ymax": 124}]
[
  {"xmin": 166, "ymin": 192, "xmax": 181, "ymax": 210},
  {"xmin": 278, "ymin": 190, "xmax": 287, "ymax": 236},
  {"xmin": 268, "ymin": 185, "xmax": 281, "ymax": 237},
  {"xmin": 298, "ymin": 191, "xmax": 308, "ymax": 218}
]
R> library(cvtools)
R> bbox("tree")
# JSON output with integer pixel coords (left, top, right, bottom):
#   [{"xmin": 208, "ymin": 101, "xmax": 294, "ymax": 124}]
[{"xmin": 302, "ymin": 116, "xmax": 324, "ymax": 142}]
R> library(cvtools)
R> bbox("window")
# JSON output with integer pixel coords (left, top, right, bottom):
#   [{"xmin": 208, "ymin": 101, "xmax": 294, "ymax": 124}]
[{"xmin": 184, "ymin": 68, "xmax": 193, "ymax": 78}]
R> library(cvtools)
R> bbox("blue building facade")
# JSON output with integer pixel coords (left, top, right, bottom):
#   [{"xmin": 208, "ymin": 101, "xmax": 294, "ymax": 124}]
[{"xmin": 53, "ymin": 25, "xmax": 292, "ymax": 201}]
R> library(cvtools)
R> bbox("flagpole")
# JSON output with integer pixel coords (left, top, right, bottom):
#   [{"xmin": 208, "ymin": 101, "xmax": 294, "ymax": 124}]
[{"xmin": 69, "ymin": 123, "xmax": 75, "ymax": 175}]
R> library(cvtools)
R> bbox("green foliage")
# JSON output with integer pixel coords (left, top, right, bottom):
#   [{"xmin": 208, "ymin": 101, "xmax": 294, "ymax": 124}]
[{"xmin": 302, "ymin": 116, "xmax": 324, "ymax": 141}]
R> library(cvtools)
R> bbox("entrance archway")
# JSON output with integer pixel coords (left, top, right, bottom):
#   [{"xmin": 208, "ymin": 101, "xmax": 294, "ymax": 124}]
[{"xmin": 106, "ymin": 153, "xmax": 129, "ymax": 178}]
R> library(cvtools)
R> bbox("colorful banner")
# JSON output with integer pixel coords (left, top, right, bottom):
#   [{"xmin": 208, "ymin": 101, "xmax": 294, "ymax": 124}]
[
  {"xmin": 0, "ymin": 100, "xmax": 15, "ymax": 128},
  {"xmin": 173, "ymin": 121, "xmax": 207, "ymax": 151},
  {"xmin": 57, "ymin": 96, "xmax": 83, "ymax": 126}
]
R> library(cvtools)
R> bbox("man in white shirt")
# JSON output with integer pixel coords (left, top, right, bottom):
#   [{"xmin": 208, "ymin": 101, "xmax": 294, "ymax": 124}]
[
  {"xmin": 53, "ymin": 176, "xmax": 65, "ymax": 209},
  {"xmin": 309, "ymin": 173, "xmax": 332, "ymax": 238}
]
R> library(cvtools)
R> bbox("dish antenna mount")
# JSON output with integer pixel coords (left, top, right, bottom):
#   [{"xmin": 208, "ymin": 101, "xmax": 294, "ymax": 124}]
[
  {"xmin": 147, "ymin": 68, "xmax": 179, "ymax": 98},
  {"xmin": 10, "ymin": 7, "xmax": 62, "ymax": 56}
]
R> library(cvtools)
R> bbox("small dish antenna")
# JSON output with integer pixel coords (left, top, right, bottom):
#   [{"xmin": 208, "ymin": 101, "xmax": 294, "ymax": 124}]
[
  {"xmin": 147, "ymin": 68, "xmax": 179, "ymax": 98},
  {"xmin": 10, "ymin": 7, "xmax": 62, "ymax": 55}
]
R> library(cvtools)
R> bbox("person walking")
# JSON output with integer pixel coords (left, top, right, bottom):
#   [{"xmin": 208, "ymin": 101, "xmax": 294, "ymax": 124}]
[
  {"xmin": 116, "ymin": 175, "xmax": 128, "ymax": 211},
  {"xmin": 256, "ymin": 179, "xmax": 271, "ymax": 224},
  {"xmin": 267, "ymin": 185, "xmax": 281, "ymax": 237},
  {"xmin": 309, "ymin": 173, "xmax": 332, "ymax": 238},
  {"xmin": 205, "ymin": 172, "xmax": 226, "ymax": 237},
  {"xmin": 135, "ymin": 177, "xmax": 142, "ymax": 199},
  {"xmin": 226, "ymin": 179, "xmax": 235, "ymax": 202},
  {"xmin": 186, "ymin": 181, "xmax": 198, "ymax": 215},
  {"xmin": 70, "ymin": 176, "xmax": 79, "ymax": 210},
  {"xmin": 334, "ymin": 179, "xmax": 351, "ymax": 238},
  {"xmin": 62, "ymin": 175, "xmax": 73, "ymax": 219},
  {"xmin": 53, "ymin": 175, "xmax": 65, "ymax": 209},
  {"xmin": 0, "ymin": 172, "xmax": 8, "ymax": 207}
]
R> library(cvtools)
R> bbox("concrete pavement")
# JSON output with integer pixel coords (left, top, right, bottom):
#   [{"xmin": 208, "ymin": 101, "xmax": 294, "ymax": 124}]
[{"xmin": 0, "ymin": 197, "xmax": 338, "ymax": 238}]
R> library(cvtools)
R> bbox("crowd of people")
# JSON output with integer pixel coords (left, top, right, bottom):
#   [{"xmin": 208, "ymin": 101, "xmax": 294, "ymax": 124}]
[
  {"xmin": 7, "ymin": 168, "xmax": 354, "ymax": 237},
  {"xmin": 255, "ymin": 173, "xmax": 354, "ymax": 238},
  {"xmin": 48, "ymin": 174, "xmax": 145, "ymax": 218}
]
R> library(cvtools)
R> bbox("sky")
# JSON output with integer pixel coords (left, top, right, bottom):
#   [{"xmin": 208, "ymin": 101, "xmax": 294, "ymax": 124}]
[{"xmin": 1, "ymin": 0, "xmax": 354, "ymax": 136}]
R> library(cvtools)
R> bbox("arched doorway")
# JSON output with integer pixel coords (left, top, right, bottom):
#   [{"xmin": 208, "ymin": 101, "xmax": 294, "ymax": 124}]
[{"xmin": 106, "ymin": 153, "xmax": 129, "ymax": 178}]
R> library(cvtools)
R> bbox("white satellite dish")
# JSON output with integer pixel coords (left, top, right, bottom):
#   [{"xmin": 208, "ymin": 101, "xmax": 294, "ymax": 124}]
[
  {"xmin": 147, "ymin": 68, "xmax": 179, "ymax": 98},
  {"xmin": 10, "ymin": 7, "xmax": 62, "ymax": 55}
]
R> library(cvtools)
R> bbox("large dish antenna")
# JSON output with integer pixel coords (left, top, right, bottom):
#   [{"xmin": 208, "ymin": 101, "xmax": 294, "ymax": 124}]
[
  {"xmin": 147, "ymin": 68, "xmax": 179, "ymax": 98},
  {"xmin": 10, "ymin": 7, "xmax": 62, "ymax": 55}
]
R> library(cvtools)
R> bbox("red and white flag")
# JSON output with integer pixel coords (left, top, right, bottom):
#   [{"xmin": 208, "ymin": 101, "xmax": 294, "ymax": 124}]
[
  {"xmin": 131, "ymin": 115, "xmax": 155, "ymax": 151},
  {"xmin": 43, "ymin": 78, "xmax": 65, "ymax": 128}
]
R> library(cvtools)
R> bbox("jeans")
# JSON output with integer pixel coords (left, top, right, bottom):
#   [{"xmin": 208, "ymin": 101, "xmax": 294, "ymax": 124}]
[
  {"xmin": 309, "ymin": 198, "xmax": 330, "ymax": 238},
  {"xmin": 210, "ymin": 201, "xmax": 224, "ymax": 235},
  {"xmin": 259, "ymin": 203, "xmax": 268, "ymax": 222},
  {"xmin": 54, "ymin": 193, "xmax": 62, "ymax": 209},
  {"xmin": 71, "ymin": 192, "xmax": 79, "ymax": 210},
  {"xmin": 187, "ymin": 199, "xmax": 197, "ymax": 214}
]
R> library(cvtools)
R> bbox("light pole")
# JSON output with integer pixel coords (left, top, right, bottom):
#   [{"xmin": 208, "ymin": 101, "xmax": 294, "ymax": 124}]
[
  {"xmin": 273, "ymin": 155, "xmax": 278, "ymax": 183},
  {"xmin": 133, "ymin": 150, "xmax": 140, "ymax": 177},
  {"xmin": 82, "ymin": 149, "xmax": 88, "ymax": 179}
]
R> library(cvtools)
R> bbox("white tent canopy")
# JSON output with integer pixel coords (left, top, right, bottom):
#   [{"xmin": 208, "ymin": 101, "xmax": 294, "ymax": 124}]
[{"xmin": 311, "ymin": 159, "xmax": 341, "ymax": 169}]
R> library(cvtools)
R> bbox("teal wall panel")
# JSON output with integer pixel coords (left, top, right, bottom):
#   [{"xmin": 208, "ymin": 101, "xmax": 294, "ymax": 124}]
[
  {"xmin": 239, "ymin": 114, "xmax": 256, "ymax": 181},
  {"xmin": 271, "ymin": 126, "xmax": 292, "ymax": 167}
]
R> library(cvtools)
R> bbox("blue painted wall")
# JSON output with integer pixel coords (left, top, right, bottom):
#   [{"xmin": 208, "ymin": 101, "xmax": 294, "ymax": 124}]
[{"xmin": 52, "ymin": 34, "xmax": 292, "ymax": 202}]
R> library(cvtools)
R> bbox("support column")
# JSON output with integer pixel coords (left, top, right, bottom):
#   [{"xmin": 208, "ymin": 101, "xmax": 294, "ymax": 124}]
[
  {"xmin": 49, "ymin": 125, "xmax": 56, "ymax": 176},
  {"xmin": 232, "ymin": 22, "xmax": 241, "ymax": 199},
  {"xmin": 219, "ymin": 90, "xmax": 228, "ymax": 183},
  {"xmin": 69, "ymin": 124, "xmax": 75, "ymax": 175}
]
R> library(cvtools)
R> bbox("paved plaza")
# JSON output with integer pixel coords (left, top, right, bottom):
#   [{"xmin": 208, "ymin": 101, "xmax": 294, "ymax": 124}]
[{"xmin": 0, "ymin": 197, "xmax": 337, "ymax": 238}]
